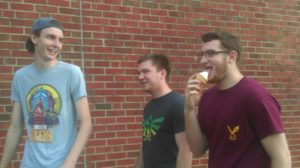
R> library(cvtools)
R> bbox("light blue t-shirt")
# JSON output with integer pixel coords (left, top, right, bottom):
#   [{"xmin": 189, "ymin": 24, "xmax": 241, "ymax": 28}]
[{"xmin": 11, "ymin": 61, "xmax": 87, "ymax": 168}]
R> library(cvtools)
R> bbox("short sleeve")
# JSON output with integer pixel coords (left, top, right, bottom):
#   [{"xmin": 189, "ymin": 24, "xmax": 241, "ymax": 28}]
[
  {"xmin": 70, "ymin": 66, "xmax": 87, "ymax": 101},
  {"xmin": 172, "ymin": 97, "xmax": 185, "ymax": 134},
  {"xmin": 11, "ymin": 72, "xmax": 20, "ymax": 102},
  {"xmin": 246, "ymin": 88, "xmax": 283, "ymax": 139}
]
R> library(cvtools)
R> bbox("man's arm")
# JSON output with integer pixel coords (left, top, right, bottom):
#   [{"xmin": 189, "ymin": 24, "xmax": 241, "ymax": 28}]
[
  {"xmin": 135, "ymin": 148, "xmax": 144, "ymax": 168},
  {"xmin": 261, "ymin": 133, "xmax": 291, "ymax": 168},
  {"xmin": 184, "ymin": 108, "xmax": 208, "ymax": 157},
  {"xmin": 0, "ymin": 102, "xmax": 24, "ymax": 168},
  {"xmin": 184, "ymin": 76, "xmax": 208, "ymax": 157},
  {"xmin": 175, "ymin": 132, "xmax": 193, "ymax": 168},
  {"xmin": 61, "ymin": 97, "xmax": 92, "ymax": 168}
]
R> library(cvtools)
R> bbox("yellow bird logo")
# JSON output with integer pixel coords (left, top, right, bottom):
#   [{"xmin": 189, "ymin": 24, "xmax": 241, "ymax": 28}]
[{"xmin": 227, "ymin": 125, "xmax": 240, "ymax": 141}]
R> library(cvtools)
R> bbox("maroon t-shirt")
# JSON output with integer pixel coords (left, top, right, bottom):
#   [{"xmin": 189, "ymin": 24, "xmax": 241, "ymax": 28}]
[{"xmin": 198, "ymin": 77, "xmax": 283, "ymax": 168}]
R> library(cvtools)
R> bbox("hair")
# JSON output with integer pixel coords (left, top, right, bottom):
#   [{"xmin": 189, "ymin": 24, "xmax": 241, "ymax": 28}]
[
  {"xmin": 137, "ymin": 53, "xmax": 171, "ymax": 80},
  {"xmin": 25, "ymin": 30, "xmax": 42, "ymax": 53},
  {"xmin": 201, "ymin": 31, "xmax": 242, "ymax": 61}
]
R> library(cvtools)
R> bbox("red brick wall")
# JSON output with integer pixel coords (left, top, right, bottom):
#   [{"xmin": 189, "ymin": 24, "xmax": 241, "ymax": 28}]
[{"xmin": 0, "ymin": 0, "xmax": 299, "ymax": 167}]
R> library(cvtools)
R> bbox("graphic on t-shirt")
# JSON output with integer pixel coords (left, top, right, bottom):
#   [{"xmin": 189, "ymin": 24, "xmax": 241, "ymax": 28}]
[
  {"xmin": 26, "ymin": 84, "xmax": 62, "ymax": 143},
  {"xmin": 142, "ymin": 115, "xmax": 164, "ymax": 141},
  {"xmin": 227, "ymin": 125, "xmax": 240, "ymax": 141}
]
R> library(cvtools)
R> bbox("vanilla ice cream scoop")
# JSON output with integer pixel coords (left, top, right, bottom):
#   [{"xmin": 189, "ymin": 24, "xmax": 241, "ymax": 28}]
[{"xmin": 194, "ymin": 71, "xmax": 208, "ymax": 83}]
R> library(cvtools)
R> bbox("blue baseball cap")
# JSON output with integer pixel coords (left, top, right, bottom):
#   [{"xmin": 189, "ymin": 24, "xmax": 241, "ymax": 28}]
[{"xmin": 31, "ymin": 17, "xmax": 64, "ymax": 32}]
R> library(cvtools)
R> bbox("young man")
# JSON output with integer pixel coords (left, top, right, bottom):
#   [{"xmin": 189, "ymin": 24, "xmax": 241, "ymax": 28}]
[
  {"xmin": 184, "ymin": 31, "xmax": 291, "ymax": 168},
  {"xmin": 135, "ymin": 54, "xmax": 192, "ymax": 168},
  {"xmin": 0, "ymin": 17, "xmax": 92, "ymax": 168}
]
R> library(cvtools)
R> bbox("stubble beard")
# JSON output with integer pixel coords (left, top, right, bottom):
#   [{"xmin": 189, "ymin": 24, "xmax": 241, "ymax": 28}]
[{"xmin": 208, "ymin": 57, "xmax": 228, "ymax": 84}]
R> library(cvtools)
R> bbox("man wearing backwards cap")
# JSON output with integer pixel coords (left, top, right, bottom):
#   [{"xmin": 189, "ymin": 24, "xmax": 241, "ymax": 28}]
[{"xmin": 0, "ymin": 17, "xmax": 92, "ymax": 168}]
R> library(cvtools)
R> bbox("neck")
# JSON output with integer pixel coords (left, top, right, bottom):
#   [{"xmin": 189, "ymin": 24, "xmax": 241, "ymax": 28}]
[
  {"xmin": 217, "ymin": 69, "xmax": 243, "ymax": 90},
  {"xmin": 34, "ymin": 58, "xmax": 58, "ymax": 69},
  {"xmin": 151, "ymin": 84, "xmax": 172, "ymax": 99}
]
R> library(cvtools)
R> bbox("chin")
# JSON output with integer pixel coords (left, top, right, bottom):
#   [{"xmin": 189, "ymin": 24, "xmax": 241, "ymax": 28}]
[
  {"xmin": 143, "ymin": 88, "xmax": 151, "ymax": 93},
  {"xmin": 208, "ymin": 76, "xmax": 224, "ymax": 84},
  {"xmin": 44, "ymin": 55, "xmax": 57, "ymax": 61}
]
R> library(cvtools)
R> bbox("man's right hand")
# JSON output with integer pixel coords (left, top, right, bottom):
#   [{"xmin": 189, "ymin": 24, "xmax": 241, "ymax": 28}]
[{"xmin": 184, "ymin": 74, "xmax": 206, "ymax": 113}]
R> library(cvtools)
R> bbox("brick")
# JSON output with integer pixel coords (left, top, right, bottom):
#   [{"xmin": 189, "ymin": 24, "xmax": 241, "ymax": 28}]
[
  {"xmin": 117, "ymin": 159, "xmax": 135, "ymax": 166},
  {"xmin": 95, "ymin": 104, "xmax": 111, "ymax": 110},
  {"xmin": 107, "ymin": 138, "xmax": 126, "ymax": 145},
  {"xmin": 105, "ymin": 82, "xmax": 125, "ymax": 89},
  {"xmin": 103, "ymin": 12, "xmax": 122, "ymax": 19},
  {"xmin": 108, "ymin": 152, "xmax": 126, "ymax": 159},
  {"xmin": 161, "ymin": 29, "xmax": 177, "ymax": 36},
  {"xmin": 90, "ymin": 3, "xmax": 109, "ymax": 11},
  {"xmin": 2, "ymin": 11, "xmax": 14, "ymax": 18},
  {"xmin": 0, "ymin": 113, "xmax": 10, "ymax": 122},
  {"xmin": 95, "ymin": 118, "xmax": 114, "ymax": 125},
  {"xmin": 103, "ymin": 0, "xmax": 121, "ymax": 5},
  {"xmin": 132, "ymin": 7, "xmax": 150, "ymax": 15},
  {"xmin": 105, "ymin": 40, "xmax": 123, "ymax": 47},
  {"xmin": 15, "ymin": 12, "xmax": 38, "ymax": 19},
  {"xmin": 48, "ymin": 0, "xmax": 70, "ymax": 6},
  {"xmin": 114, "ymin": 47, "xmax": 133, "ymax": 54},
  {"xmin": 142, "ymin": 28, "xmax": 161, "ymax": 35},
  {"xmin": 124, "ymin": 27, "xmax": 142, "ymax": 34},
  {"xmin": 96, "ymin": 160, "xmax": 116, "ymax": 168},
  {"xmin": 106, "ymin": 110, "xmax": 125, "ymax": 117},
  {"xmin": 123, "ymin": 13, "xmax": 141, "ymax": 21},
  {"xmin": 96, "ymin": 132, "xmax": 116, "ymax": 139},
  {"xmin": 0, "ymin": 75, "xmax": 13, "ymax": 82},
  {"xmin": 0, "ymin": 27, "xmax": 23, "ymax": 34},
  {"xmin": 117, "ymin": 131, "xmax": 135, "ymax": 137},
  {"xmin": 0, "ymin": 2, "xmax": 8, "ymax": 9},
  {"xmin": 11, "ymin": 3, "xmax": 34, "ymax": 11},
  {"xmin": 24, "ymin": 0, "xmax": 47, "ymax": 4},
  {"xmin": 0, "ymin": 66, "xmax": 12, "ymax": 73}
]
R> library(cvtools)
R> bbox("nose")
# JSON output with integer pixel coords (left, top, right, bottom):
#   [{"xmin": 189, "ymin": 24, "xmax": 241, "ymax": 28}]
[
  {"xmin": 55, "ymin": 39, "xmax": 62, "ymax": 46},
  {"xmin": 52, "ymin": 38, "xmax": 62, "ymax": 48},
  {"xmin": 200, "ymin": 55, "xmax": 208, "ymax": 64},
  {"xmin": 138, "ymin": 72, "xmax": 144, "ymax": 80}
]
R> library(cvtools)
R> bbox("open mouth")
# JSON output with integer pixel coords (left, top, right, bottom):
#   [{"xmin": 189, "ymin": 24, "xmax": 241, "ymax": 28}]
[
  {"xmin": 204, "ymin": 66, "xmax": 212, "ymax": 73},
  {"xmin": 203, "ymin": 66, "xmax": 213, "ymax": 79},
  {"xmin": 48, "ymin": 48, "xmax": 58, "ymax": 55},
  {"xmin": 142, "ymin": 81, "xmax": 148, "ymax": 85}
]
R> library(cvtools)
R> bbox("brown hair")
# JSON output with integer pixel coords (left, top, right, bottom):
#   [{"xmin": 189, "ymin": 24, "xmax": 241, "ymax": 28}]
[
  {"xmin": 137, "ymin": 54, "xmax": 171, "ymax": 80},
  {"xmin": 25, "ymin": 30, "xmax": 42, "ymax": 53},
  {"xmin": 201, "ymin": 31, "xmax": 242, "ymax": 61}
]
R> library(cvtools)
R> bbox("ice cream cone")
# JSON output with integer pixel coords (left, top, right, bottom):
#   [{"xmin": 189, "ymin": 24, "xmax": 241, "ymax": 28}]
[{"xmin": 195, "ymin": 71, "xmax": 208, "ymax": 83}]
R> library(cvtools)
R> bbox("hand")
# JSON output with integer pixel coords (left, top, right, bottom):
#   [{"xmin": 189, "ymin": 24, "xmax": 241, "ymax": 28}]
[{"xmin": 185, "ymin": 74, "xmax": 206, "ymax": 113}]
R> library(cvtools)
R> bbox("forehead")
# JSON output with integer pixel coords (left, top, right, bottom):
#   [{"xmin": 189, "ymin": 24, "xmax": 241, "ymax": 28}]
[
  {"xmin": 137, "ymin": 59, "xmax": 156, "ymax": 70},
  {"xmin": 201, "ymin": 40, "xmax": 222, "ymax": 51},
  {"xmin": 39, "ymin": 27, "xmax": 64, "ymax": 37}
]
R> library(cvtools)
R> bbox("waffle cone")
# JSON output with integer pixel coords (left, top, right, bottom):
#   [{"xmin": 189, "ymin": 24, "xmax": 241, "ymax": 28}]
[{"xmin": 195, "ymin": 71, "xmax": 208, "ymax": 83}]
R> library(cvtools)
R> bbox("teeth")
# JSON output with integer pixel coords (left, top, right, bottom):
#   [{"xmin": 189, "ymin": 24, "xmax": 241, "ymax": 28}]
[{"xmin": 48, "ymin": 48, "xmax": 57, "ymax": 53}]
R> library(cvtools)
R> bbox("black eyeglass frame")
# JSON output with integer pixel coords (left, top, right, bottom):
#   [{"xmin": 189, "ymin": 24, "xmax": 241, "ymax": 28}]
[{"xmin": 197, "ymin": 50, "xmax": 228, "ymax": 59}]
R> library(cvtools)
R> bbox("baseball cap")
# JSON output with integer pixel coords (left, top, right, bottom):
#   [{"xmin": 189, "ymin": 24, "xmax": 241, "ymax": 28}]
[{"xmin": 31, "ymin": 17, "xmax": 64, "ymax": 32}]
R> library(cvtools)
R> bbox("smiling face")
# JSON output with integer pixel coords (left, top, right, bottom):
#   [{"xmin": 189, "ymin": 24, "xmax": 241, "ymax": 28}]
[
  {"xmin": 137, "ymin": 59, "xmax": 166, "ymax": 94},
  {"xmin": 31, "ymin": 27, "xmax": 64, "ymax": 64},
  {"xmin": 200, "ymin": 40, "xmax": 229, "ymax": 84}
]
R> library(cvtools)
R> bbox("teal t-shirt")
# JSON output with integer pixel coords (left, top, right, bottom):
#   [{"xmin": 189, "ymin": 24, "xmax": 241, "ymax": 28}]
[{"xmin": 11, "ymin": 61, "xmax": 87, "ymax": 168}]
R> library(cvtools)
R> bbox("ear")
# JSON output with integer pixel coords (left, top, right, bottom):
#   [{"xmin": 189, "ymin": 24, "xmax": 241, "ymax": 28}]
[
  {"xmin": 30, "ymin": 34, "xmax": 38, "ymax": 44},
  {"xmin": 160, "ymin": 68, "xmax": 167, "ymax": 80},
  {"xmin": 228, "ymin": 50, "xmax": 238, "ymax": 64}
]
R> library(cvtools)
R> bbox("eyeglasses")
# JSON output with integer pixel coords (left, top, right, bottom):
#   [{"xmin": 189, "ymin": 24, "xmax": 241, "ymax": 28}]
[{"xmin": 197, "ymin": 50, "xmax": 228, "ymax": 59}]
